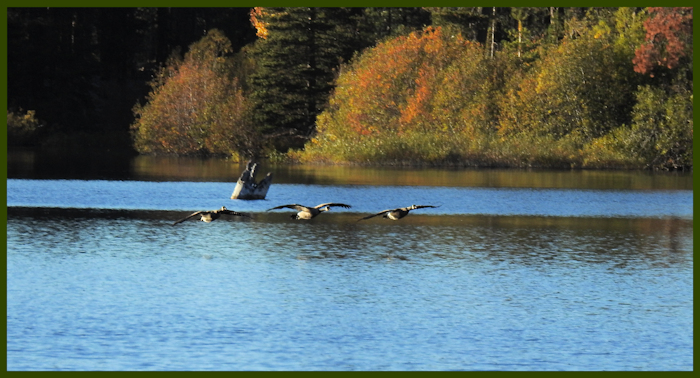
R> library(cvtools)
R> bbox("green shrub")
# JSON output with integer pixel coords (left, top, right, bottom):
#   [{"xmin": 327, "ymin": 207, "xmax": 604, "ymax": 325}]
[{"xmin": 625, "ymin": 85, "xmax": 692, "ymax": 169}]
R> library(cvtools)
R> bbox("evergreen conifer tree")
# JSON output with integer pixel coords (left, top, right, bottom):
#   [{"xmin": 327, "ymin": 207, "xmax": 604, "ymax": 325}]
[{"xmin": 248, "ymin": 8, "xmax": 339, "ymax": 149}]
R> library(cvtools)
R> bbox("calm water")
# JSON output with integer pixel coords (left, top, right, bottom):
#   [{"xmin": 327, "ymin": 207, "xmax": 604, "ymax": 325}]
[{"xmin": 5, "ymin": 152, "xmax": 694, "ymax": 371}]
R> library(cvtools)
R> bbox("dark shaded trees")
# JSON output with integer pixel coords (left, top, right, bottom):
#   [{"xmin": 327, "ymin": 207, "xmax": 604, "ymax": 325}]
[
  {"xmin": 7, "ymin": 7, "xmax": 256, "ymax": 150},
  {"xmin": 356, "ymin": 7, "xmax": 431, "ymax": 42},
  {"xmin": 247, "ymin": 7, "xmax": 333, "ymax": 149},
  {"xmin": 8, "ymin": 8, "xmax": 105, "ymax": 134}
]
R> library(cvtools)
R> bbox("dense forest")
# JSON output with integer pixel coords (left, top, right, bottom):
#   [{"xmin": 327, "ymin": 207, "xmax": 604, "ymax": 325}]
[{"xmin": 6, "ymin": 7, "xmax": 693, "ymax": 170}]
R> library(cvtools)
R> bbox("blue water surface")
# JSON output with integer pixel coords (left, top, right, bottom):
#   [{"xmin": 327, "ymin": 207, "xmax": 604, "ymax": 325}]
[
  {"xmin": 6, "ymin": 177, "xmax": 694, "ymax": 371},
  {"xmin": 6, "ymin": 179, "xmax": 693, "ymax": 219}
]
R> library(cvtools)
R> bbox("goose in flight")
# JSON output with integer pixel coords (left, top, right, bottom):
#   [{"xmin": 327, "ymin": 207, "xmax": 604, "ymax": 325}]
[
  {"xmin": 358, "ymin": 205, "xmax": 439, "ymax": 221},
  {"xmin": 267, "ymin": 203, "xmax": 352, "ymax": 220},
  {"xmin": 172, "ymin": 206, "xmax": 251, "ymax": 226}
]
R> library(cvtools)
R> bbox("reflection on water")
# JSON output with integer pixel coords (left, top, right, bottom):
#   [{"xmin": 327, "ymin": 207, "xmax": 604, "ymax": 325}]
[
  {"xmin": 6, "ymin": 148, "xmax": 693, "ymax": 371},
  {"xmin": 7, "ymin": 148, "xmax": 693, "ymax": 190},
  {"xmin": 8, "ymin": 207, "xmax": 692, "ymax": 269}
]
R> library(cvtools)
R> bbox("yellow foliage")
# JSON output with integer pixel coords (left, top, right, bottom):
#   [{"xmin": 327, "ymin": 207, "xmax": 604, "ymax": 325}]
[
  {"xmin": 250, "ymin": 7, "xmax": 269, "ymax": 39},
  {"xmin": 131, "ymin": 30, "xmax": 256, "ymax": 157}
]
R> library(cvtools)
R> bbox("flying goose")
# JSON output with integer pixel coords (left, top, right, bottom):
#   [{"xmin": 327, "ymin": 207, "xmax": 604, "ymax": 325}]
[
  {"xmin": 358, "ymin": 205, "xmax": 439, "ymax": 221},
  {"xmin": 267, "ymin": 203, "xmax": 352, "ymax": 220},
  {"xmin": 172, "ymin": 206, "xmax": 251, "ymax": 226}
]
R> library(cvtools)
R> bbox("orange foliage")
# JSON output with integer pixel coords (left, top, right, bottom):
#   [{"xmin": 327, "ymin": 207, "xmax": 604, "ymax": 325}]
[
  {"xmin": 299, "ymin": 12, "xmax": 691, "ymax": 169},
  {"xmin": 131, "ymin": 30, "xmax": 255, "ymax": 157},
  {"xmin": 325, "ymin": 26, "xmax": 487, "ymax": 138},
  {"xmin": 301, "ymin": 26, "xmax": 496, "ymax": 163},
  {"xmin": 250, "ymin": 7, "xmax": 269, "ymax": 39}
]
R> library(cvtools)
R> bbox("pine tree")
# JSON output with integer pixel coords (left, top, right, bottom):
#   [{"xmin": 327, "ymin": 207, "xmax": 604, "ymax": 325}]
[
  {"xmin": 248, "ymin": 8, "xmax": 332, "ymax": 149},
  {"xmin": 357, "ymin": 8, "xmax": 431, "ymax": 41},
  {"xmin": 427, "ymin": 7, "xmax": 491, "ymax": 42}
]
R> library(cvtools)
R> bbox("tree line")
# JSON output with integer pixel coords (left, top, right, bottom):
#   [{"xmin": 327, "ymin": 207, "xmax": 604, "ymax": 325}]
[
  {"xmin": 7, "ymin": 7, "xmax": 693, "ymax": 170},
  {"xmin": 7, "ymin": 7, "xmax": 256, "ymax": 150}
]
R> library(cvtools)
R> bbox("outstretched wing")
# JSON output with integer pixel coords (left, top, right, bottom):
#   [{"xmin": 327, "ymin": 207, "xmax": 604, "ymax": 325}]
[
  {"xmin": 357, "ymin": 209, "xmax": 392, "ymax": 221},
  {"xmin": 221, "ymin": 210, "xmax": 252, "ymax": 218},
  {"xmin": 315, "ymin": 203, "xmax": 352, "ymax": 209},
  {"xmin": 267, "ymin": 204, "xmax": 308, "ymax": 211},
  {"xmin": 172, "ymin": 211, "xmax": 204, "ymax": 226}
]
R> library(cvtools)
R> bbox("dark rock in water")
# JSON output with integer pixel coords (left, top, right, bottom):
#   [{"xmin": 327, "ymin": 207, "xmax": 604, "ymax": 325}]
[{"xmin": 230, "ymin": 161, "xmax": 273, "ymax": 200}]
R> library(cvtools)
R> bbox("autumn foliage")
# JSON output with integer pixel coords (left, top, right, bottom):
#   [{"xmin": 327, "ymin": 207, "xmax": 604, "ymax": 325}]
[
  {"xmin": 125, "ymin": 8, "xmax": 691, "ymax": 170},
  {"xmin": 633, "ymin": 7, "xmax": 693, "ymax": 75},
  {"xmin": 131, "ymin": 29, "xmax": 258, "ymax": 159},
  {"xmin": 295, "ymin": 8, "xmax": 692, "ymax": 170},
  {"xmin": 250, "ymin": 7, "xmax": 269, "ymax": 39},
  {"xmin": 497, "ymin": 31, "xmax": 637, "ymax": 141},
  {"xmin": 297, "ymin": 27, "xmax": 494, "ymax": 164}
]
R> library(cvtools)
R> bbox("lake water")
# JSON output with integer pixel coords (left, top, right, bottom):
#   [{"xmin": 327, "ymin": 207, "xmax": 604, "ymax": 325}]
[{"xmin": 5, "ymin": 152, "xmax": 694, "ymax": 371}]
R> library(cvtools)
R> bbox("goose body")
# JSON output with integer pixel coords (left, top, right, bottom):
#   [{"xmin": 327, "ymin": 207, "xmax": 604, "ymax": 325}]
[
  {"xmin": 173, "ymin": 206, "xmax": 251, "ymax": 226},
  {"xmin": 267, "ymin": 203, "xmax": 352, "ymax": 220},
  {"xmin": 358, "ymin": 205, "xmax": 438, "ymax": 221}
]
